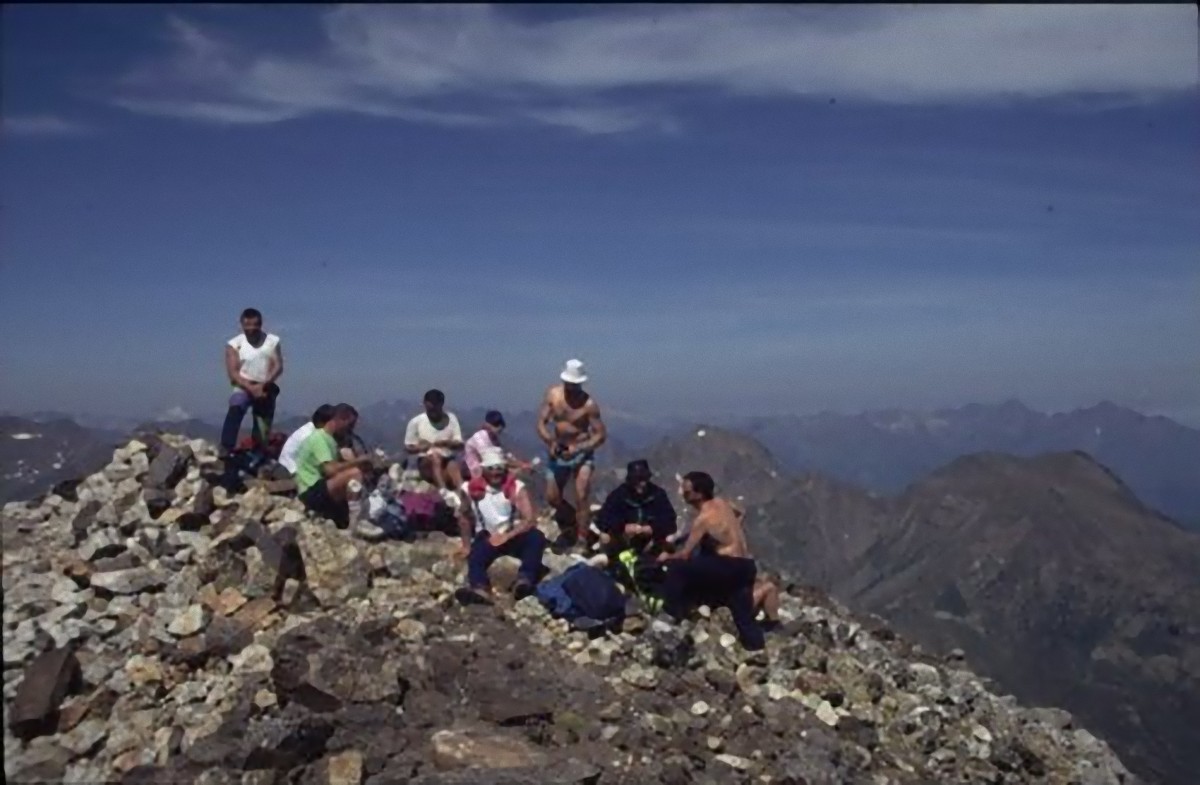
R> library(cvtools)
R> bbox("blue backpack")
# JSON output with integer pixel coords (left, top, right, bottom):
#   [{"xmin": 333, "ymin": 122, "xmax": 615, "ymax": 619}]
[{"xmin": 536, "ymin": 564, "xmax": 626, "ymax": 630}]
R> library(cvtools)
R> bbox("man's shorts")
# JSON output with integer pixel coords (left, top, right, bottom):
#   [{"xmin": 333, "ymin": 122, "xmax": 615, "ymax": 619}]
[
  {"xmin": 545, "ymin": 448, "xmax": 595, "ymax": 488},
  {"xmin": 299, "ymin": 479, "xmax": 349, "ymax": 529}
]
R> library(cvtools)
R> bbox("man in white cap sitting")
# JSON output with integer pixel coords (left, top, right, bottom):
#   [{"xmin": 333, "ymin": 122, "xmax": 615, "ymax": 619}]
[
  {"xmin": 454, "ymin": 447, "xmax": 547, "ymax": 605},
  {"xmin": 536, "ymin": 358, "xmax": 607, "ymax": 550}
]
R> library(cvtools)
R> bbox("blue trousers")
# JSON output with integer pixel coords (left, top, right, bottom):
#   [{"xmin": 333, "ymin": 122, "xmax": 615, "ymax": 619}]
[
  {"xmin": 662, "ymin": 553, "xmax": 764, "ymax": 651},
  {"xmin": 220, "ymin": 383, "xmax": 278, "ymax": 452},
  {"xmin": 468, "ymin": 529, "xmax": 547, "ymax": 590}
]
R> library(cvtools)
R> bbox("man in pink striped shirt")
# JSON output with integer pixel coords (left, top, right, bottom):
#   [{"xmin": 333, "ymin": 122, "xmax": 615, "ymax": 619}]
[{"xmin": 464, "ymin": 411, "xmax": 529, "ymax": 478}]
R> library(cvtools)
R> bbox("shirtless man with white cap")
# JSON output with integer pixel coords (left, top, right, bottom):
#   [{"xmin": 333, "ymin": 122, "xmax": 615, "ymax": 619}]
[{"xmin": 537, "ymin": 358, "xmax": 607, "ymax": 548}]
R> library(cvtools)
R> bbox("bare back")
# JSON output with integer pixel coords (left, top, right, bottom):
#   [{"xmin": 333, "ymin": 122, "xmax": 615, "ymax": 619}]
[
  {"xmin": 541, "ymin": 384, "xmax": 599, "ymax": 447},
  {"xmin": 696, "ymin": 497, "xmax": 751, "ymax": 558}
]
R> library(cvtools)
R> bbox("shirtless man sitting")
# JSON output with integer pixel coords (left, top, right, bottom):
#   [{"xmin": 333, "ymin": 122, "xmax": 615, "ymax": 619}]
[
  {"xmin": 536, "ymin": 359, "xmax": 606, "ymax": 548},
  {"xmin": 658, "ymin": 471, "xmax": 765, "ymax": 651}
]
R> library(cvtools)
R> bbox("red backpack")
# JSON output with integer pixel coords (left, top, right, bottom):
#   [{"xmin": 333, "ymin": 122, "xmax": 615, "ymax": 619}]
[{"xmin": 236, "ymin": 432, "xmax": 286, "ymax": 459}]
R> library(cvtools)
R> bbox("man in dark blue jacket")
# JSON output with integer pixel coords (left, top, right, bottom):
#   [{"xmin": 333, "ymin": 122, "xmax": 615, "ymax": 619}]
[
  {"xmin": 596, "ymin": 460, "xmax": 678, "ymax": 549},
  {"xmin": 595, "ymin": 460, "xmax": 677, "ymax": 598}
]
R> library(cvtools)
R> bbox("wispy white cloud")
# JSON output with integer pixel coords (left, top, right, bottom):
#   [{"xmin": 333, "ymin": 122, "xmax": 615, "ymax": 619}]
[
  {"xmin": 521, "ymin": 105, "xmax": 681, "ymax": 135},
  {"xmin": 109, "ymin": 5, "xmax": 1198, "ymax": 134},
  {"xmin": 3, "ymin": 114, "xmax": 92, "ymax": 137}
]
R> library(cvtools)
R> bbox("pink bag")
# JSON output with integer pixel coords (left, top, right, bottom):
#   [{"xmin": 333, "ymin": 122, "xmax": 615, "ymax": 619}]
[{"xmin": 399, "ymin": 491, "xmax": 442, "ymax": 529}]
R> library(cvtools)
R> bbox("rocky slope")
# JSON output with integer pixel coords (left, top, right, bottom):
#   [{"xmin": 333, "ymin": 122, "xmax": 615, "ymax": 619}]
[
  {"xmin": 844, "ymin": 452, "xmax": 1200, "ymax": 785},
  {"xmin": 1, "ymin": 435, "xmax": 1139, "ymax": 785},
  {"xmin": 644, "ymin": 429, "xmax": 1199, "ymax": 785}
]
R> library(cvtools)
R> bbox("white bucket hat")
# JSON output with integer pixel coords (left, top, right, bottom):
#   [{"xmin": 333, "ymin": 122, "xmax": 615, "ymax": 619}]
[
  {"xmin": 480, "ymin": 448, "xmax": 507, "ymax": 469},
  {"xmin": 560, "ymin": 358, "xmax": 588, "ymax": 384}
]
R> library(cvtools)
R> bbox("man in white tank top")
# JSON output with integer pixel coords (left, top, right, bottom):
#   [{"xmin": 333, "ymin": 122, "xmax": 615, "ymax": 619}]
[
  {"xmin": 454, "ymin": 449, "xmax": 547, "ymax": 605},
  {"xmin": 220, "ymin": 308, "xmax": 284, "ymax": 456}
]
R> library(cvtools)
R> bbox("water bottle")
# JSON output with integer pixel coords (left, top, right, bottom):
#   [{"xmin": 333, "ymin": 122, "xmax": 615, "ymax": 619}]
[{"xmin": 367, "ymin": 488, "xmax": 387, "ymax": 522}]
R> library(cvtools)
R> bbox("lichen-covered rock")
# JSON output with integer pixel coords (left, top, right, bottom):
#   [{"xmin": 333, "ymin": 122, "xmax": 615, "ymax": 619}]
[
  {"xmin": 90, "ymin": 565, "xmax": 168, "ymax": 595},
  {"xmin": 430, "ymin": 728, "xmax": 548, "ymax": 770},
  {"xmin": 295, "ymin": 522, "xmax": 370, "ymax": 607}
]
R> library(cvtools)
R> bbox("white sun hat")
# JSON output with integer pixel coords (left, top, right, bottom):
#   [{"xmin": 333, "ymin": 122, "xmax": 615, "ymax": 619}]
[
  {"xmin": 560, "ymin": 358, "xmax": 588, "ymax": 384},
  {"xmin": 480, "ymin": 448, "xmax": 507, "ymax": 469}
]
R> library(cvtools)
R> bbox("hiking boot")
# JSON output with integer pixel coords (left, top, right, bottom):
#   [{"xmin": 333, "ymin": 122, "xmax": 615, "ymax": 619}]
[
  {"xmin": 549, "ymin": 534, "xmax": 575, "ymax": 556},
  {"xmin": 353, "ymin": 519, "xmax": 386, "ymax": 541},
  {"xmin": 761, "ymin": 618, "xmax": 782, "ymax": 634},
  {"xmin": 512, "ymin": 579, "xmax": 536, "ymax": 602},
  {"xmin": 455, "ymin": 586, "xmax": 494, "ymax": 606}
]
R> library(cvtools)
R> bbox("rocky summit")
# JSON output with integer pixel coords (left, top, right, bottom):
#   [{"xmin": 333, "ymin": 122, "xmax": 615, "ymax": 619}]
[{"xmin": 3, "ymin": 435, "xmax": 1140, "ymax": 785}]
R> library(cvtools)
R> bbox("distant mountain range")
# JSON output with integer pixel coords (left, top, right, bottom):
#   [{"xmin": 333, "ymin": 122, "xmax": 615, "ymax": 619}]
[
  {"xmin": 636, "ymin": 426, "xmax": 1200, "ymax": 785},
  {"xmin": 354, "ymin": 398, "xmax": 1200, "ymax": 528},
  {"xmin": 0, "ymin": 417, "xmax": 124, "ymax": 504},
  {"xmin": 722, "ymin": 399, "xmax": 1200, "ymax": 531},
  {"xmin": 5, "ymin": 399, "xmax": 1199, "ymax": 528}
]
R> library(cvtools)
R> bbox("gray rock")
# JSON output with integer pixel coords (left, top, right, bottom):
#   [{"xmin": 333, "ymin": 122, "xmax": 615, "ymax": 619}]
[
  {"xmin": 620, "ymin": 664, "xmax": 659, "ymax": 689},
  {"xmin": 92, "ymin": 552, "xmax": 142, "ymax": 573},
  {"xmin": 144, "ymin": 444, "xmax": 192, "ymax": 490},
  {"xmin": 90, "ymin": 566, "xmax": 168, "ymax": 595},
  {"xmin": 296, "ymin": 522, "xmax": 369, "ymax": 607},
  {"xmin": 8, "ymin": 647, "xmax": 82, "ymax": 740},
  {"xmin": 79, "ymin": 529, "xmax": 125, "ymax": 562},
  {"xmin": 70, "ymin": 501, "xmax": 101, "ymax": 544},
  {"xmin": 168, "ymin": 605, "xmax": 209, "ymax": 637},
  {"xmin": 59, "ymin": 717, "xmax": 108, "ymax": 756}
]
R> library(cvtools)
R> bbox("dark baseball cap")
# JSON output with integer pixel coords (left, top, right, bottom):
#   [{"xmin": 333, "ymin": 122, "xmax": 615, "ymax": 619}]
[
  {"xmin": 485, "ymin": 410, "xmax": 506, "ymax": 428},
  {"xmin": 626, "ymin": 459, "xmax": 653, "ymax": 482}
]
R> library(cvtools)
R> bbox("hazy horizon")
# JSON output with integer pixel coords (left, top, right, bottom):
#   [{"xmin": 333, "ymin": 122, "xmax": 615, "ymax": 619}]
[
  {"xmin": 3, "ymin": 6, "xmax": 1197, "ymax": 426},
  {"xmin": 5, "ymin": 395, "xmax": 1199, "ymax": 432}
]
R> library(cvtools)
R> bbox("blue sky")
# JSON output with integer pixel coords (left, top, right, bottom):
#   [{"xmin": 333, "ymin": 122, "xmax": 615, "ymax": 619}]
[{"xmin": 2, "ymin": 4, "xmax": 1198, "ymax": 425}]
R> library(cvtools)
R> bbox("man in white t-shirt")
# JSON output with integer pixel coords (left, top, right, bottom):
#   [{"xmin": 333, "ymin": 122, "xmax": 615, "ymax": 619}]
[
  {"xmin": 454, "ymin": 448, "xmax": 546, "ymax": 605},
  {"xmin": 279, "ymin": 404, "xmax": 334, "ymax": 475},
  {"xmin": 220, "ymin": 308, "xmax": 284, "ymax": 456},
  {"xmin": 404, "ymin": 388, "xmax": 464, "ymax": 494}
]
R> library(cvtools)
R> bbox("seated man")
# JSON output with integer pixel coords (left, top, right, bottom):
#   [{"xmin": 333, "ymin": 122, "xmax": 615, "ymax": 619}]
[
  {"xmin": 596, "ymin": 458, "xmax": 676, "ymax": 563},
  {"xmin": 726, "ymin": 500, "xmax": 781, "ymax": 630},
  {"xmin": 279, "ymin": 404, "xmax": 334, "ymax": 476},
  {"xmin": 404, "ymin": 389, "xmax": 464, "ymax": 500},
  {"xmin": 293, "ymin": 403, "xmax": 376, "ymax": 529},
  {"xmin": 658, "ymin": 471, "xmax": 765, "ymax": 651},
  {"xmin": 337, "ymin": 416, "xmax": 371, "ymax": 462},
  {"xmin": 463, "ymin": 410, "xmax": 531, "ymax": 479},
  {"xmin": 454, "ymin": 448, "xmax": 547, "ymax": 605}
]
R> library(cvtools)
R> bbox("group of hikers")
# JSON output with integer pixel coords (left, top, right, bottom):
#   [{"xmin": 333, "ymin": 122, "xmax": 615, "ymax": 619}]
[{"xmin": 220, "ymin": 308, "xmax": 780, "ymax": 650}]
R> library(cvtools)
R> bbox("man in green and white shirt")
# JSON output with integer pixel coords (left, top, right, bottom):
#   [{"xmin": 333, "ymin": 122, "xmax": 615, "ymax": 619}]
[{"xmin": 295, "ymin": 403, "xmax": 375, "ymax": 529}]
